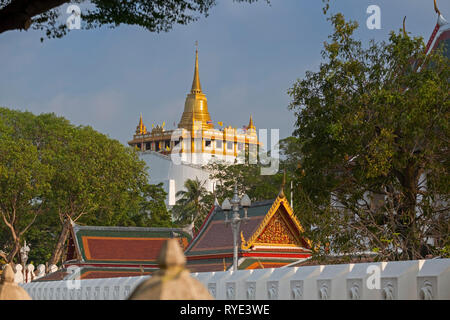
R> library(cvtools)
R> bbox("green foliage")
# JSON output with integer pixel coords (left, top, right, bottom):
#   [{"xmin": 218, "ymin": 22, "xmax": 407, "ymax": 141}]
[
  {"xmin": 205, "ymin": 161, "xmax": 282, "ymax": 204},
  {"xmin": 0, "ymin": 107, "xmax": 169, "ymax": 264},
  {"xmin": 172, "ymin": 178, "xmax": 210, "ymax": 232},
  {"xmin": 287, "ymin": 13, "xmax": 449, "ymax": 260},
  {"xmin": 0, "ymin": 0, "xmax": 269, "ymax": 40}
]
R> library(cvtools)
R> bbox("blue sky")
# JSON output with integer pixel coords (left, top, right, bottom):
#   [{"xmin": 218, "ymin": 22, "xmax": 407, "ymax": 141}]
[{"xmin": 1, "ymin": 0, "xmax": 449, "ymax": 145}]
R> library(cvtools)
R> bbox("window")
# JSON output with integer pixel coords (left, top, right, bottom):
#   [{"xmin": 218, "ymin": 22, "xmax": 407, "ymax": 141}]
[
  {"xmin": 227, "ymin": 141, "xmax": 233, "ymax": 150},
  {"xmin": 205, "ymin": 139, "xmax": 211, "ymax": 148},
  {"xmin": 238, "ymin": 142, "xmax": 244, "ymax": 151},
  {"xmin": 216, "ymin": 140, "xmax": 223, "ymax": 149}
]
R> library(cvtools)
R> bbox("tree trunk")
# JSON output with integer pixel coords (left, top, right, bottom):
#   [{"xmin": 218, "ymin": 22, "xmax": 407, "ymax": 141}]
[
  {"xmin": 0, "ymin": 0, "xmax": 69, "ymax": 34},
  {"xmin": 6, "ymin": 239, "xmax": 20, "ymax": 263},
  {"xmin": 48, "ymin": 220, "xmax": 71, "ymax": 265}
]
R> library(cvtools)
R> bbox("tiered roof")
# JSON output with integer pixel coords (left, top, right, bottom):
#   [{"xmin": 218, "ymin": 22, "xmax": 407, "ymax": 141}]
[
  {"xmin": 185, "ymin": 194, "xmax": 312, "ymax": 272},
  {"xmin": 60, "ymin": 223, "xmax": 191, "ymax": 279}
]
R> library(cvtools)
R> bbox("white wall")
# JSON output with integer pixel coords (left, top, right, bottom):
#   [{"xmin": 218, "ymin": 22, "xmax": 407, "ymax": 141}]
[
  {"xmin": 140, "ymin": 151, "xmax": 215, "ymax": 207},
  {"xmin": 20, "ymin": 259, "xmax": 450, "ymax": 300}
]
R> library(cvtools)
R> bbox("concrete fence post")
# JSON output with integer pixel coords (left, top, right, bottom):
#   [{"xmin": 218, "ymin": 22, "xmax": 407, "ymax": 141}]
[
  {"xmin": 225, "ymin": 270, "xmax": 254, "ymax": 300},
  {"xmin": 416, "ymin": 258, "xmax": 450, "ymax": 300},
  {"xmin": 266, "ymin": 267, "xmax": 297, "ymax": 300},
  {"xmin": 317, "ymin": 264, "xmax": 354, "ymax": 300},
  {"xmin": 380, "ymin": 260, "xmax": 422, "ymax": 300},
  {"xmin": 244, "ymin": 268, "xmax": 274, "ymax": 300}
]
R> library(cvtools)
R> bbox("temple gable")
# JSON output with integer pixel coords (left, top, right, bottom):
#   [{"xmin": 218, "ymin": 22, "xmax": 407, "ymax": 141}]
[
  {"xmin": 255, "ymin": 209, "xmax": 300, "ymax": 246},
  {"xmin": 241, "ymin": 196, "xmax": 310, "ymax": 251}
]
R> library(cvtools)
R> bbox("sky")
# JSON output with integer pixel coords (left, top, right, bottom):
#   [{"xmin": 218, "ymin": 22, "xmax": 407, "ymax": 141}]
[{"xmin": 1, "ymin": 0, "xmax": 449, "ymax": 146}]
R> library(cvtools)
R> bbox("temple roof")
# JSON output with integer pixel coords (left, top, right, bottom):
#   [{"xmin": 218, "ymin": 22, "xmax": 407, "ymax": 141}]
[
  {"xmin": 184, "ymin": 194, "xmax": 311, "ymax": 272},
  {"xmin": 426, "ymin": 1, "xmax": 449, "ymax": 57},
  {"xmin": 66, "ymin": 223, "xmax": 191, "ymax": 266},
  {"xmin": 185, "ymin": 199, "xmax": 274, "ymax": 257},
  {"xmin": 430, "ymin": 28, "xmax": 450, "ymax": 59},
  {"xmin": 135, "ymin": 114, "xmax": 147, "ymax": 135}
]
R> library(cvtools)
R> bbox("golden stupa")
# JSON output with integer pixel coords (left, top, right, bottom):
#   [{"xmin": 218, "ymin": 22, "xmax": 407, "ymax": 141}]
[
  {"xmin": 128, "ymin": 47, "xmax": 260, "ymax": 165},
  {"xmin": 178, "ymin": 49, "xmax": 213, "ymax": 131}
]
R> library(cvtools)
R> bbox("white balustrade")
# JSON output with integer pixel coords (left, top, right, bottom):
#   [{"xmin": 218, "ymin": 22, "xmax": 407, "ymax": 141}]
[
  {"xmin": 48, "ymin": 264, "xmax": 58, "ymax": 273},
  {"xmin": 13, "ymin": 264, "xmax": 24, "ymax": 284},
  {"xmin": 19, "ymin": 259, "xmax": 450, "ymax": 300},
  {"xmin": 25, "ymin": 264, "xmax": 35, "ymax": 282},
  {"xmin": 207, "ymin": 270, "xmax": 233, "ymax": 299},
  {"xmin": 316, "ymin": 263, "xmax": 354, "ymax": 300},
  {"xmin": 191, "ymin": 271, "xmax": 216, "ymax": 288},
  {"xmin": 225, "ymin": 270, "xmax": 254, "ymax": 300},
  {"xmin": 346, "ymin": 262, "xmax": 387, "ymax": 300},
  {"xmin": 266, "ymin": 267, "xmax": 297, "ymax": 300},
  {"xmin": 34, "ymin": 264, "xmax": 46, "ymax": 279},
  {"xmin": 244, "ymin": 268, "xmax": 274, "ymax": 300},
  {"xmin": 289, "ymin": 265, "xmax": 323, "ymax": 300}
]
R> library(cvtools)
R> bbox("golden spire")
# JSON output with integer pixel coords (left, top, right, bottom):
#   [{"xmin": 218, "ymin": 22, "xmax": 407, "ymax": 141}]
[
  {"xmin": 248, "ymin": 115, "xmax": 255, "ymax": 130},
  {"xmin": 191, "ymin": 45, "xmax": 202, "ymax": 94},
  {"xmin": 136, "ymin": 114, "xmax": 147, "ymax": 134},
  {"xmin": 178, "ymin": 44, "xmax": 213, "ymax": 131}
]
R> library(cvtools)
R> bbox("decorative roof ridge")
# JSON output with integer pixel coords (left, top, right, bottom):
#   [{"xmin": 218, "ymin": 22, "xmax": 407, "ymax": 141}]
[
  {"xmin": 71, "ymin": 223, "xmax": 188, "ymax": 234},
  {"xmin": 184, "ymin": 199, "xmax": 277, "ymax": 254},
  {"xmin": 184, "ymin": 204, "xmax": 218, "ymax": 253},
  {"xmin": 193, "ymin": 204, "xmax": 216, "ymax": 238},
  {"xmin": 425, "ymin": 0, "xmax": 449, "ymax": 55},
  {"xmin": 214, "ymin": 199, "xmax": 276, "ymax": 213}
]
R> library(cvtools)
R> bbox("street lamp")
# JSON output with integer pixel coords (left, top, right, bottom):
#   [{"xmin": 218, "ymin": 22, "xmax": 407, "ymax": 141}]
[
  {"xmin": 220, "ymin": 184, "xmax": 251, "ymax": 271},
  {"xmin": 20, "ymin": 240, "xmax": 30, "ymax": 266}
]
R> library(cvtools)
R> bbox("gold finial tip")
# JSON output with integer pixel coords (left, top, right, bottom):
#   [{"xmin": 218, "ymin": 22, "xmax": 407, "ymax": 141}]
[
  {"xmin": 248, "ymin": 114, "xmax": 255, "ymax": 130},
  {"xmin": 191, "ymin": 44, "xmax": 202, "ymax": 93}
]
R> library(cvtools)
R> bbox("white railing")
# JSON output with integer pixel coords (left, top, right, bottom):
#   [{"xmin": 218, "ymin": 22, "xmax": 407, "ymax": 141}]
[
  {"xmin": 20, "ymin": 259, "xmax": 450, "ymax": 300},
  {"xmin": 3, "ymin": 263, "xmax": 59, "ymax": 284}
]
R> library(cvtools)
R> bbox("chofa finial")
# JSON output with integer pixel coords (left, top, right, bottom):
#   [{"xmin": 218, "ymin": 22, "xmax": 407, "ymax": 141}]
[
  {"xmin": 403, "ymin": 16, "xmax": 407, "ymax": 37},
  {"xmin": 434, "ymin": 0, "xmax": 441, "ymax": 16}
]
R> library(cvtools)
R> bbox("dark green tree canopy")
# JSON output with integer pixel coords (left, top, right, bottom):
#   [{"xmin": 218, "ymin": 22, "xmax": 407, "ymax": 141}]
[
  {"xmin": 288, "ymin": 13, "xmax": 449, "ymax": 260},
  {"xmin": 0, "ymin": 0, "xmax": 266, "ymax": 39},
  {"xmin": 0, "ymin": 107, "xmax": 170, "ymax": 264}
]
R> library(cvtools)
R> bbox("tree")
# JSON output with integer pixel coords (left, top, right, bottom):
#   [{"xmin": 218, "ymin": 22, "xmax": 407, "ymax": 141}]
[
  {"xmin": 0, "ymin": 0, "xmax": 266, "ymax": 39},
  {"xmin": 172, "ymin": 177, "xmax": 211, "ymax": 233},
  {"xmin": 45, "ymin": 124, "xmax": 151, "ymax": 265},
  {"xmin": 0, "ymin": 116, "xmax": 51, "ymax": 263},
  {"xmin": 132, "ymin": 183, "xmax": 172, "ymax": 228},
  {"xmin": 287, "ymin": 13, "xmax": 449, "ymax": 260},
  {"xmin": 0, "ymin": 107, "xmax": 170, "ymax": 265},
  {"xmin": 206, "ymin": 160, "xmax": 283, "ymax": 203}
]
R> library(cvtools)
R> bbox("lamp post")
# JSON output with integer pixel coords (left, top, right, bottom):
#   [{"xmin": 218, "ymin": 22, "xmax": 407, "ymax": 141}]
[{"xmin": 221, "ymin": 184, "xmax": 251, "ymax": 271}]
